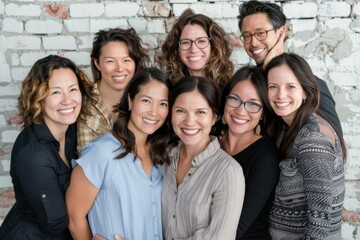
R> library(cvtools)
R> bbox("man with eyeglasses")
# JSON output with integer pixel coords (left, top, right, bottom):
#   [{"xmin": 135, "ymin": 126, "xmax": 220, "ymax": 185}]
[{"xmin": 238, "ymin": 0, "xmax": 342, "ymax": 135}]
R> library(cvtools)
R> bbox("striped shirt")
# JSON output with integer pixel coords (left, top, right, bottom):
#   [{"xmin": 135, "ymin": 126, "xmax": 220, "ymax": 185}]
[
  {"xmin": 77, "ymin": 84, "xmax": 118, "ymax": 155},
  {"xmin": 269, "ymin": 114, "xmax": 345, "ymax": 240},
  {"xmin": 162, "ymin": 136, "xmax": 245, "ymax": 240}
]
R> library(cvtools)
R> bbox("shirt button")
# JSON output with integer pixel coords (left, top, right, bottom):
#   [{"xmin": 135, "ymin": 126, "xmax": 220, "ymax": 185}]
[
  {"xmin": 154, "ymin": 217, "xmax": 158, "ymax": 221},
  {"xmin": 188, "ymin": 173, "xmax": 192, "ymax": 176},
  {"xmin": 172, "ymin": 215, "xmax": 176, "ymax": 218},
  {"xmin": 41, "ymin": 194, "xmax": 46, "ymax": 198}
]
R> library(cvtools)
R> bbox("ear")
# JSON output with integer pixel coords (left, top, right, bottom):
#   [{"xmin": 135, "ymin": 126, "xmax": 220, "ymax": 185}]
[
  {"xmin": 93, "ymin": 59, "xmax": 100, "ymax": 71},
  {"xmin": 127, "ymin": 94, "xmax": 132, "ymax": 110},
  {"xmin": 278, "ymin": 25, "xmax": 286, "ymax": 35},
  {"xmin": 212, "ymin": 114, "xmax": 218, "ymax": 126}
]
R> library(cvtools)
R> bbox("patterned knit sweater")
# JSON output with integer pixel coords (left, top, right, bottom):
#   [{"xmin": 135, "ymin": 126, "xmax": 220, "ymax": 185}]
[{"xmin": 269, "ymin": 114, "xmax": 345, "ymax": 240}]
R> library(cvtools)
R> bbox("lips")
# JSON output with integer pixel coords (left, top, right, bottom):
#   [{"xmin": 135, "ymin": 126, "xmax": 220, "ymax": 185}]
[
  {"xmin": 58, "ymin": 107, "xmax": 75, "ymax": 114},
  {"xmin": 112, "ymin": 75, "xmax": 126, "ymax": 82},
  {"xmin": 274, "ymin": 102, "xmax": 291, "ymax": 108},
  {"xmin": 252, "ymin": 48, "xmax": 265, "ymax": 55},
  {"xmin": 182, "ymin": 128, "xmax": 200, "ymax": 136},
  {"xmin": 143, "ymin": 118, "xmax": 159, "ymax": 125},
  {"xmin": 188, "ymin": 56, "xmax": 203, "ymax": 62},
  {"xmin": 231, "ymin": 115, "xmax": 249, "ymax": 124}
]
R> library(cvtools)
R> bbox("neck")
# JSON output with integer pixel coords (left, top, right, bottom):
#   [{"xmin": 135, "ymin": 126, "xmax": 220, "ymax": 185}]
[
  {"xmin": 181, "ymin": 136, "xmax": 211, "ymax": 163},
  {"xmin": 222, "ymin": 129, "xmax": 260, "ymax": 156},
  {"xmin": 98, "ymin": 81, "xmax": 123, "ymax": 105}
]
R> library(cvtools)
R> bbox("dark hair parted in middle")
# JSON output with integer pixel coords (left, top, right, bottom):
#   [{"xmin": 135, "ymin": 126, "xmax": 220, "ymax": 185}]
[
  {"xmin": 265, "ymin": 53, "xmax": 346, "ymax": 160},
  {"xmin": 90, "ymin": 27, "xmax": 150, "ymax": 83},
  {"xmin": 169, "ymin": 76, "xmax": 220, "ymax": 125},
  {"xmin": 112, "ymin": 67, "xmax": 172, "ymax": 165},
  {"xmin": 159, "ymin": 9, "xmax": 233, "ymax": 90},
  {"xmin": 220, "ymin": 65, "xmax": 274, "ymax": 137}
]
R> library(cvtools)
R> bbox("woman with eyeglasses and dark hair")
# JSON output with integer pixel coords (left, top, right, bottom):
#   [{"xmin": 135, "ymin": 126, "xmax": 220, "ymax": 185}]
[
  {"xmin": 219, "ymin": 66, "xmax": 279, "ymax": 239},
  {"xmin": 158, "ymin": 8, "xmax": 233, "ymax": 91}
]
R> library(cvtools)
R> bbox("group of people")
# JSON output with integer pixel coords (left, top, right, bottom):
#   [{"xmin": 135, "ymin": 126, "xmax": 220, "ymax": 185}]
[{"xmin": 0, "ymin": 1, "xmax": 346, "ymax": 240}]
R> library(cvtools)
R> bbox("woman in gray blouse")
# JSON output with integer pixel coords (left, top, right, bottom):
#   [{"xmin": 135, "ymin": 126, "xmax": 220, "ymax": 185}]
[{"xmin": 162, "ymin": 76, "xmax": 245, "ymax": 240}]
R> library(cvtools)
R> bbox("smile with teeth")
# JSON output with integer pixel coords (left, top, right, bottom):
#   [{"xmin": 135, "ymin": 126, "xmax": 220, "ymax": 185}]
[
  {"xmin": 143, "ymin": 118, "xmax": 159, "ymax": 124},
  {"xmin": 112, "ymin": 75, "xmax": 126, "ymax": 82},
  {"xmin": 182, "ymin": 128, "xmax": 200, "ymax": 135},
  {"xmin": 59, "ymin": 108, "xmax": 75, "ymax": 114},
  {"xmin": 252, "ymin": 48, "xmax": 265, "ymax": 55},
  {"xmin": 188, "ymin": 56, "xmax": 203, "ymax": 62},
  {"xmin": 231, "ymin": 116, "xmax": 249, "ymax": 124},
  {"xmin": 275, "ymin": 102, "xmax": 291, "ymax": 107}
]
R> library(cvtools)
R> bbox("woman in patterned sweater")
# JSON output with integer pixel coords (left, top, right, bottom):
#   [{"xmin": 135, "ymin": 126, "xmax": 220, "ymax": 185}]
[{"xmin": 265, "ymin": 53, "xmax": 346, "ymax": 240}]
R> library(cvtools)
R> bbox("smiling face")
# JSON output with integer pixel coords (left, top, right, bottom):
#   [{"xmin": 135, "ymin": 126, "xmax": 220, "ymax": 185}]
[
  {"xmin": 127, "ymin": 80, "xmax": 169, "ymax": 140},
  {"xmin": 241, "ymin": 13, "xmax": 285, "ymax": 65},
  {"xmin": 96, "ymin": 41, "xmax": 136, "ymax": 96},
  {"xmin": 267, "ymin": 64, "xmax": 307, "ymax": 126},
  {"xmin": 42, "ymin": 68, "xmax": 82, "ymax": 134},
  {"xmin": 171, "ymin": 90, "xmax": 216, "ymax": 150},
  {"xmin": 224, "ymin": 79, "xmax": 263, "ymax": 137},
  {"xmin": 178, "ymin": 24, "xmax": 211, "ymax": 77}
]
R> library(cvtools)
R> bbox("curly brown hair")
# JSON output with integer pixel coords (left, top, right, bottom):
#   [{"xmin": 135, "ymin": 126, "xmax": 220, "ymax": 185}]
[
  {"xmin": 18, "ymin": 55, "xmax": 95, "ymax": 128},
  {"xmin": 90, "ymin": 27, "xmax": 150, "ymax": 84},
  {"xmin": 159, "ymin": 9, "xmax": 233, "ymax": 91}
]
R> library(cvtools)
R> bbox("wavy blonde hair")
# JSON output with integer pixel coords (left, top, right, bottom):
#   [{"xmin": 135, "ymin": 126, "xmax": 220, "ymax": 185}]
[{"xmin": 18, "ymin": 55, "xmax": 96, "ymax": 128}]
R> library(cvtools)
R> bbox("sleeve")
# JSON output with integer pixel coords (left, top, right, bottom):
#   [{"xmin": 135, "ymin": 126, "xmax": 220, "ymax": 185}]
[
  {"xmin": 316, "ymin": 76, "xmax": 343, "ymax": 135},
  {"xmin": 297, "ymin": 132, "xmax": 336, "ymax": 239},
  {"xmin": 77, "ymin": 120, "xmax": 96, "ymax": 156},
  {"xmin": 14, "ymin": 146, "xmax": 69, "ymax": 235},
  {"xmin": 180, "ymin": 160, "xmax": 245, "ymax": 240},
  {"xmin": 236, "ymin": 141, "xmax": 279, "ymax": 237},
  {"xmin": 75, "ymin": 137, "xmax": 116, "ymax": 190}
]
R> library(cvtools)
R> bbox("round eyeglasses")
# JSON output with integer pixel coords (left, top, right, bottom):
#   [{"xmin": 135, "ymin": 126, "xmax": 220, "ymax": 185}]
[
  {"xmin": 240, "ymin": 29, "xmax": 274, "ymax": 44},
  {"xmin": 178, "ymin": 37, "xmax": 211, "ymax": 51},
  {"xmin": 225, "ymin": 95, "xmax": 263, "ymax": 114}
]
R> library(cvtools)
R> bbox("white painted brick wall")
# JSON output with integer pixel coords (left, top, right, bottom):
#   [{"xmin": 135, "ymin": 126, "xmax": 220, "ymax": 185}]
[
  {"xmin": 6, "ymin": 36, "xmax": 41, "ymax": 50},
  {"xmin": 89, "ymin": 19, "xmax": 128, "ymax": 33},
  {"xmin": 0, "ymin": 1, "xmax": 359, "ymax": 238},
  {"xmin": 105, "ymin": 2, "xmax": 140, "ymax": 17},
  {"xmin": 283, "ymin": 2, "xmax": 317, "ymax": 19},
  {"xmin": 318, "ymin": 2, "xmax": 351, "ymax": 17},
  {"xmin": 69, "ymin": 3, "xmax": 104, "ymax": 18},
  {"xmin": 5, "ymin": 3, "xmax": 41, "ymax": 17},
  {"xmin": 64, "ymin": 19, "xmax": 90, "ymax": 33},
  {"xmin": 0, "ymin": 64, "xmax": 11, "ymax": 83},
  {"xmin": 25, "ymin": 20, "xmax": 63, "ymax": 34},
  {"xmin": 2, "ymin": 18, "xmax": 23, "ymax": 33},
  {"xmin": 43, "ymin": 36, "xmax": 77, "ymax": 50}
]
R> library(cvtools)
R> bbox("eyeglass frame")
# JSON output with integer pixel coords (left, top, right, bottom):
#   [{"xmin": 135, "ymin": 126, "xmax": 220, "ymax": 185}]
[
  {"xmin": 225, "ymin": 95, "xmax": 263, "ymax": 114},
  {"xmin": 178, "ymin": 37, "xmax": 211, "ymax": 51},
  {"xmin": 240, "ymin": 29, "xmax": 275, "ymax": 44}
]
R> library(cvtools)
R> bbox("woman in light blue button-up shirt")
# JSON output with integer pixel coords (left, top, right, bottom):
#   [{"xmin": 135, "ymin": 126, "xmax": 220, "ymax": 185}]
[{"xmin": 66, "ymin": 68, "xmax": 172, "ymax": 240}]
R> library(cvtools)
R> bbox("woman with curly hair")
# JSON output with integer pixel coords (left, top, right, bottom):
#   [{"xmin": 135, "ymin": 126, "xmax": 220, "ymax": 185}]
[
  {"xmin": 0, "ymin": 55, "xmax": 94, "ymax": 240},
  {"xmin": 159, "ymin": 8, "xmax": 233, "ymax": 91},
  {"xmin": 77, "ymin": 27, "xmax": 150, "ymax": 155}
]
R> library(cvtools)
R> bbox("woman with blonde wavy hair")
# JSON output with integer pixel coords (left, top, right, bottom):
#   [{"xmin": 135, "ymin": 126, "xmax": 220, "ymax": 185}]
[
  {"xmin": 0, "ymin": 55, "xmax": 94, "ymax": 240},
  {"xmin": 159, "ymin": 8, "xmax": 233, "ymax": 91}
]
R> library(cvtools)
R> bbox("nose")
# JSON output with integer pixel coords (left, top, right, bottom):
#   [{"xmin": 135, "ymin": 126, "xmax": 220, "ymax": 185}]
[
  {"xmin": 149, "ymin": 103, "xmax": 158, "ymax": 115},
  {"xmin": 234, "ymin": 103, "xmax": 246, "ymax": 114},
  {"xmin": 115, "ymin": 61, "xmax": 124, "ymax": 72},
  {"xmin": 277, "ymin": 87, "xmax": 286, "ymax": 99},
  {"xmin": 184, "ymin": 113, "xmax": 196, "ymax": 125},
  {"xmin": 61, "ymin": 92, "xmax": 72, "ymax": 104},
  {"xmin": 189, "ymin": 42, "xmax": 199, "ymax": 52}
]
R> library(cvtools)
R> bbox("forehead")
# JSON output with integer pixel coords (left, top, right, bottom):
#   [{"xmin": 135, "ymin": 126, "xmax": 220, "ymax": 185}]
[
  {"xmin": 241, "ymin": 13, "xmax": 273, "ymax": 31},
  {"xmin": 180, "ymin": 24, "xmax": 208, "ymax": 38}
]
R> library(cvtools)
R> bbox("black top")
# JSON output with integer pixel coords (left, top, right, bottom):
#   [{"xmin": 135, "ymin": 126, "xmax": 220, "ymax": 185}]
[
  {"xmin": 316, "ymin": 76, "xmax": 343, "ymax": 135},
  {"xmin": 0, "ymin": 122, "xmax": 77, "ymax": 240},
  {"xmin": 234, "ymin": 137, "xmax": 279, "ymax": 240}
]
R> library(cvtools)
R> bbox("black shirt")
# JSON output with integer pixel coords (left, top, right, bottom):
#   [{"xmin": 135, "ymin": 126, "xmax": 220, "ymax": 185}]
[
  {"xmin": 233, "ymin": 137, "xmax": 279, "ymax": 240},
  {"xmin": 0, "ymin": 122, "xmax": 77, "ymax": 240}
]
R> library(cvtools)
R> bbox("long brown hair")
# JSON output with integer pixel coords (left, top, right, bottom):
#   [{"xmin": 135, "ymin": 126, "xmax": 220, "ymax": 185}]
[
  {"xmin": 159, "ymin": 9, "xmax": 233, "ymax": 91},
  {"xmin": 265, "ymin": 53, "xmax": 346, "ymax": 160}
]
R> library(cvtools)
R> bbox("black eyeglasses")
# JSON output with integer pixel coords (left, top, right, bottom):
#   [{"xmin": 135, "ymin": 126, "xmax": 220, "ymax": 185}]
[
  {"xmin": 225, "ymin": 95, "xmax": 262, "ymax": 114},
  {"xmin": 178, "ymin": 37, "xmax": 211, "ymax": 51},
  {"xmin": 240, "ymin": 29, "xmax": 274, "ymax": 44}
]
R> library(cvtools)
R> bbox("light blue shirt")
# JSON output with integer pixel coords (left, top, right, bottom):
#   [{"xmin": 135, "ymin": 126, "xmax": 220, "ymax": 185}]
[{"xmin": 75, "ymin": 132, "xmax": 163, "ymax": 240}]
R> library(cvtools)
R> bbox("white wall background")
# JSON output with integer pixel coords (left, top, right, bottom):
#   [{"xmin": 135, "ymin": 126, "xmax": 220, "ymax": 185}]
[{"xmin": 0, "ymin": 0, "xmax": 359, "ymax": 239}]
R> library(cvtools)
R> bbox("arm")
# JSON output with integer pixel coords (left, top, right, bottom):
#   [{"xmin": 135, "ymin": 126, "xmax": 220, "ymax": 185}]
[
  {"xmin": 297, "ymin": 134, "xmax": 338, "ymax": 239},
  {"xmin": 14, "ymin": 149, "xmax": 70, "ymax": 235},
  {"xmin": 180, "ymin": 161, "xmax": 245, "ymax": 240},
  {"xmin": 316, "ymin": 76, "xmax": 343, "ymax": 135},
  {"xmin": 66, "ymin": 165, "xmax": 99, "ymax": 240},
  {"xmin": 236, "ymin": 142, "xmax": 279, "ymax": 237}
]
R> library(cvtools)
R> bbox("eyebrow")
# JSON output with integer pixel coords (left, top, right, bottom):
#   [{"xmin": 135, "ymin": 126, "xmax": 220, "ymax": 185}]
[
  {"xmin": 49, "ymin": 83, "xmax": 78, "ymax": 89},
  {"xmin": 140, "ymin": 94, "xmax": 168, "ymax": 101}
]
